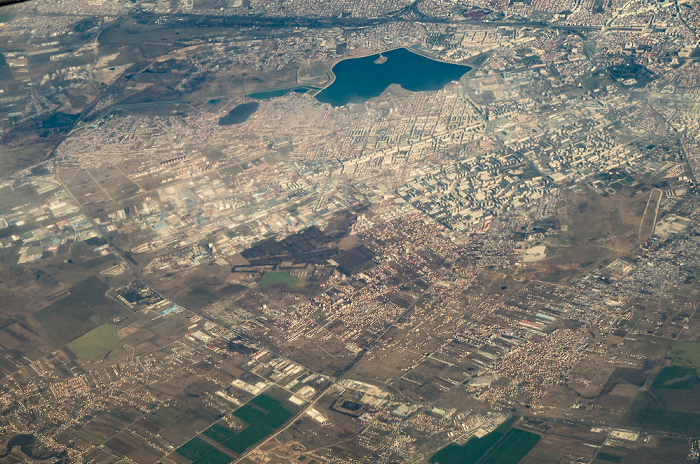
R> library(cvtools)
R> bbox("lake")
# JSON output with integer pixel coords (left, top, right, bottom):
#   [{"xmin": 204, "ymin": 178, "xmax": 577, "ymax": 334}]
[{"xmin": 316, "ymin": 48, "xmax": 471, "ymax": 107}]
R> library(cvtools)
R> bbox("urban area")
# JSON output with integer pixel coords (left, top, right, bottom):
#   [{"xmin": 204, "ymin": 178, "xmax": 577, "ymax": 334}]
[{"xmin": 1, "ymin": 0, "xmax": 700, "ymax": 462}]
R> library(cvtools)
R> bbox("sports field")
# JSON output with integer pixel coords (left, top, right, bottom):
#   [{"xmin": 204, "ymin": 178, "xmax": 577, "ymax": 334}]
[{"xmin": 259, "ymin": 271, "xmax": 299, "ymax": 289}]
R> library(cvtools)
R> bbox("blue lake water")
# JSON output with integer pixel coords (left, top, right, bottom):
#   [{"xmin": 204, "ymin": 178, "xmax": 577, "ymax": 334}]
[{"xmin": 316, "ymin": 48, "xmax": 471, "ymax": 107}]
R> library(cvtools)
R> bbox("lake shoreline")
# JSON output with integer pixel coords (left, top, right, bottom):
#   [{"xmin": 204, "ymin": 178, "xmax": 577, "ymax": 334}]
[{"xmin": 315, "ymin": 47, "xmax": 472, "ymax": 107}]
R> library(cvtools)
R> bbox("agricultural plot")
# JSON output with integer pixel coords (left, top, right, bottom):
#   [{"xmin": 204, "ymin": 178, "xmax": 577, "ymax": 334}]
[
  {"xmin": 595, "ymin": 452, "xmax": 623, "ymax": 462},
  {"xmin": 625, "ymin": 340, "xmax": 700, "ymax": 433},
  {"xmin": 68, "ymin": 323, "xmax": 118, "ymax": 359},
  {"xmin": 478, "ymin": 428, "xmax": 541, "ymax": 464},
  {"xmin": 176, "ymin": 437, "xmax": 229, "ymax": 463},
  {"xmin": 671, "ymin": 341, "xmax": 700, "ymax": 373},
  {"xmin": 225, "ymin": 394, "xmax": 293, "ymax": 453},
  {"xmin": 191, "ymin": 448, "xmax": 233, "ymax": 464},
  {"xmin": 650, "ymin": 365, "xmax": 698, "ymax": 390},
  {"xmin": 625, "ymin": 390, "xmax": 700, "ymax": 435},
  {"xmin": 185, "ymin": 393, "xmax": 295, "ymax": 461},
  {"xmin": 202, "ymin": 424, "xmax": 237, "ymax": 444},
  {"xmin": 69, "ymin": 276, "xmax": 124, "ymax": 317},
  {"xmin": 429, "ymin": 417, "xmax": 537, "ymax": 464},
  {"xmin": 33, "ymin": 294, "xmax": 101, "ymax": 345}
]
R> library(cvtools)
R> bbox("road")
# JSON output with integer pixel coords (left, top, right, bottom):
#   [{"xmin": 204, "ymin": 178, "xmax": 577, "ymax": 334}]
[{"xmin": 130, "ymin": 10, "xmax": 607, "ymax": 32}]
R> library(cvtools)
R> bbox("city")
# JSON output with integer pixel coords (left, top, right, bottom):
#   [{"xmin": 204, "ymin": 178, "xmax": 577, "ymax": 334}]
[{"xmin": 1, "ymin": 0, "xmax": 700, "ymax": 462}]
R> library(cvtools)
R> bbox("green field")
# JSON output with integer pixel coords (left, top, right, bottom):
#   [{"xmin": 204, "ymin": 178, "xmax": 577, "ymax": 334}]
[
  {"xmin": 222, "ymin": 394, "xmax": 294, "ymax": 454},
  {"xmin": 651, "ymin": 365, "xmax": 698, "ymax": 389},
  {"xmin": 202, "ymin": 423, "xmax": 238, "ymax": 444},
  {"xmin": 251, "ymin": 394, "xmax": 283, "ymax": 410},
  {"xmin": 645, "ymin": 341, "xmax": 700, "ymax": 390},
  {"xmin": 190, "ymin": 394, "xmax": 295, "ymax": 457},
  {"xmin": 191, "ymin": 447, "xmax": 232, "ymax": 464},
  {"xmin": 34, "ymin": 294, "xmax": 101, "ymax": 345},
  {"xmin": 234, "ymin": 405, "xmax": 267, "ymax": 424},
  {"xmin": 68, "ymin": 323, "xmax": 118, "ymax": 359},
  {"xmin": 259, "ymin": 271, "xmax": 299, "ymax": 289},
  {"xmin": 429, "ymin": 417, "xmax": 520, "ymax": 464},
  {"xmin": 176, "ymin": 437, "xmax": 229, "ymax": 463},
  {"xmin": 671, "ymin": 341, "xmax": 700, "ymax": 373},
  {"xmin": 479, "ymin": 428, "xmax": 541, "ymax": 464},
  {"xmin": 627, "ymin": 341, "xmax": 700, "ymax": 433},
  {"xmin": 595, "ymin": 452, "xmax": 623, "ymax": 462},
  {"xmin": 624, "ymin": 390, "xmax": 700, "ymax": 435}
]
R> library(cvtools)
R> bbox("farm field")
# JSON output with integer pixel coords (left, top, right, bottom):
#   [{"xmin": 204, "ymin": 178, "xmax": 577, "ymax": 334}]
[
  {"xmin": 429, "ymin": 417, "xmax": 539, "ymax": 464},
  {"xmin": 68, "ymin": 323, "xmax": 118, "ymax": 359}
]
